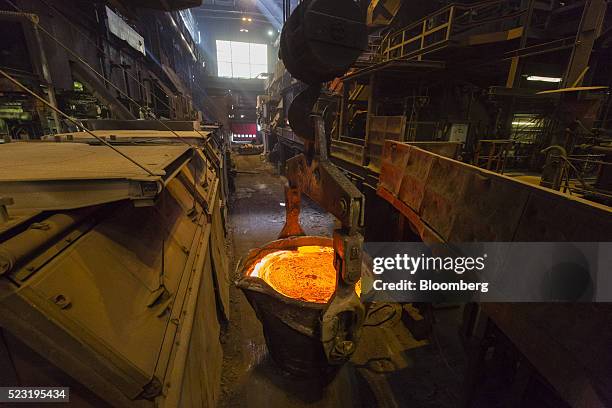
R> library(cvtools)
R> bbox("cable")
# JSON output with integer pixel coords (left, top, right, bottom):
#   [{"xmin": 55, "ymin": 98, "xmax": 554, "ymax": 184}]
[{"xmin": 0, "ymin": 68, "xmax": 157, "ymax": 176}]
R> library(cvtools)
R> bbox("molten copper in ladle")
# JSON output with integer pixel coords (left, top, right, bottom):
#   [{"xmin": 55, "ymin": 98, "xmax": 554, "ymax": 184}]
[
  {"xmin": 237, "ymin": 117, "xmax": 365, "ymax": 379},
  {"xmin": 236, "ymin": 232, "xmax": 363, "ymax": 379},
  {"xmin": 250, "ymin": 245, "xmax": 338, "ymax": 303},
  {"xmin": 249, "ymin": 245, "xmax": 361, "ymax": 304}
]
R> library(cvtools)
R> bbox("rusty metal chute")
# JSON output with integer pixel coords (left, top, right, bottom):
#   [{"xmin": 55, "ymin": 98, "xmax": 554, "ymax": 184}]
[{"xmin": 0, "ymin": 131, "xmax": 229, "ymax": 407}]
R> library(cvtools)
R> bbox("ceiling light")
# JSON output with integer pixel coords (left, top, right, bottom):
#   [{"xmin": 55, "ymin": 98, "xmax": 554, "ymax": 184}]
[
  {"xmin": 526, "ymin": 75, "xmax": 562, "ymax": 83},
  {"xmin": 268, "ymin": 30, "xmax": 274, "ymax": 36},
  {"xmin": 512, "ymin": 121, "xmax": 537, "ymax": 127}
]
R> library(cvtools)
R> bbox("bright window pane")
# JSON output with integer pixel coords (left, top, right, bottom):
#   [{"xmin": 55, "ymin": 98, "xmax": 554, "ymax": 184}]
[
  {"xmin": 216, "ymin": 40, "xmax": 231, "ymax": 62},
  {"xmin": 231, "ymin": 42, "xmax": 250, "ymax": 64},
  {"xmin": 233, "ymin": 63, "xmax": 251, "ymax": 79},
  {"xmin": 250, "ymin": 43, "xmax": 267, "ymax": 65},
  {"xmin": 250, "ymin": 64, "xmax": 267, "ymax": 78},
  {"xmin": 215, "ymin": 40, "xmax": 268, "ymax": 79},
  {"xmin": 217, "ymin": 61, "xmax": 233, "ymax": 78}
]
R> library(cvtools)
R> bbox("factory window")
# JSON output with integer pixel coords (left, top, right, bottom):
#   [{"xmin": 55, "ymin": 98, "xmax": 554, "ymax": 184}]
[{"xmin": 216, "ymin": 40, "xmax": 267, "ymax": 79}]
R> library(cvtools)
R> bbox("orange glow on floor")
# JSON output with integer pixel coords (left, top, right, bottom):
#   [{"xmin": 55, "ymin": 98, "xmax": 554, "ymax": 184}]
[{"xmin": 250, "ymin": 246, "xmax": 360, "ymax": 304}]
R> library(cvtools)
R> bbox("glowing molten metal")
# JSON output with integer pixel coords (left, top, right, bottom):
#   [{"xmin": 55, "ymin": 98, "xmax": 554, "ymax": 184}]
[{"xmin": 250, "ymin": 246, "xmax": 360, "ymax": 304}]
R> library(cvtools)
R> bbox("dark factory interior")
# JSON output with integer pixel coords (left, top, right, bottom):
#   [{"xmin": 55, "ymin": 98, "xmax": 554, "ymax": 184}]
[{"xmin": 0, "ymin": 0, "xmax": 611, "ymax": 407}]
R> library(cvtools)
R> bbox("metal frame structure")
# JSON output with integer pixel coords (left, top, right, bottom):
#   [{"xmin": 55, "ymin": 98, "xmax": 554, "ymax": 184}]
[{"xmin": 379, "ymin": 0, "xmax": 525, "ymax": 62}]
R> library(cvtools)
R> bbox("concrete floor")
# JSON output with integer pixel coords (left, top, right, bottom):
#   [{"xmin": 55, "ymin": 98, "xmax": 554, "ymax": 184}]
[{"xmin": 219, "ymin": 154, "xmax": 466, "ymax": 408}]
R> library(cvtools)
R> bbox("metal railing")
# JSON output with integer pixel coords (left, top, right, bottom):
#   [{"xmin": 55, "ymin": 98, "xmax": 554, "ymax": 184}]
[{"xmin": 379, "ymin": 0, "xmax": 523, "ymax": 62}]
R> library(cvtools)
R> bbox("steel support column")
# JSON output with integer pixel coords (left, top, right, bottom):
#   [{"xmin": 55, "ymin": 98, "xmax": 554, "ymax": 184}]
[{"xmin": 563, "ymin": 0, "xmax": 607, "ymax": 87}]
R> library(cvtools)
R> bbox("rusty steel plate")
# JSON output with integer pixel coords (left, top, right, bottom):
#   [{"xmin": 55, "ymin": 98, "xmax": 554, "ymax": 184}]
[
  {"xmin": 397, "ymin": 146, "xmax": 436, "ymax": 215},
  {"xmin": 378, "ymin": 141, "xmax": 410, "ymax": 196},
  {"xmin": 378, "ymin": 140, "xmax": 612, "ymax": 243}
]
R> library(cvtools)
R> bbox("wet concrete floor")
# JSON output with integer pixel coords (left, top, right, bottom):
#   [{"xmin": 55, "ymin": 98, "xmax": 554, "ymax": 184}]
[{"xmin": 219, "ymin": 154, "xmax": 465, "ymax": 408}]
